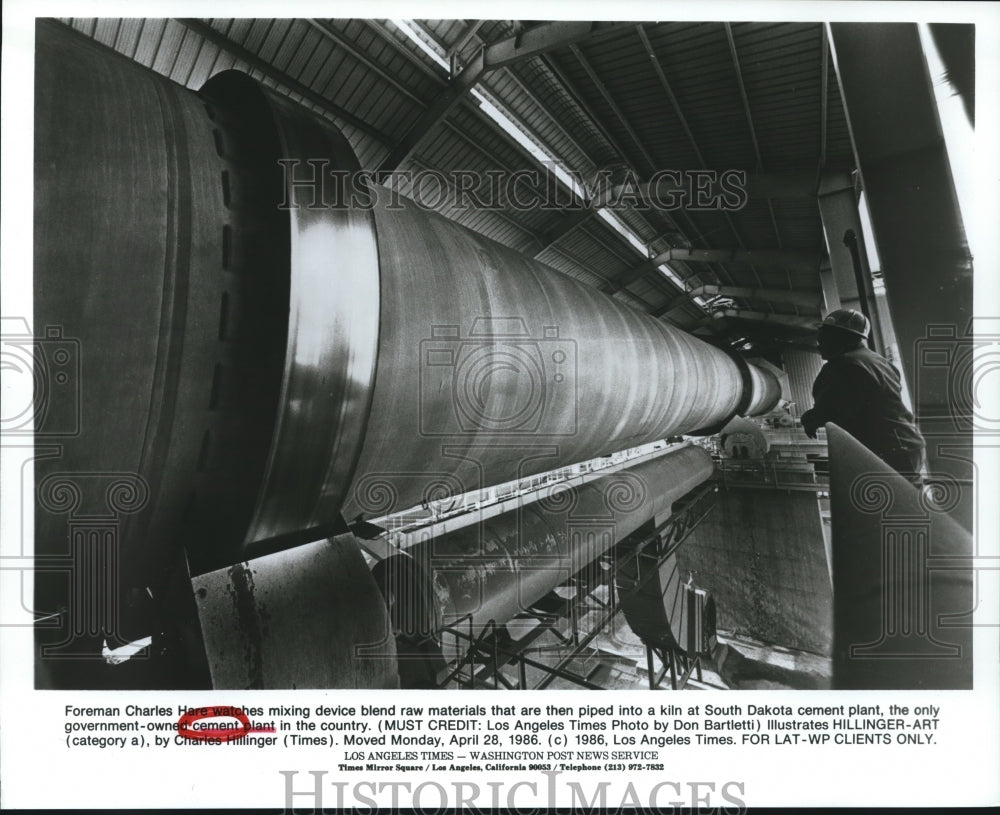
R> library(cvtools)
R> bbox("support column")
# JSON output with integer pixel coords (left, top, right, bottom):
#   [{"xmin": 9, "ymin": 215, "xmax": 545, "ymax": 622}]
[
  {"xmin": 816, "ymin": 173, "xmax": 885, "ymax": 353},
  {"xmin": 818, "ymin": 257, "xmax": 839, "ymax": 314},
  {"xmin": 828, "ymin": 23, "xmax": 974, "ymax": 512}
]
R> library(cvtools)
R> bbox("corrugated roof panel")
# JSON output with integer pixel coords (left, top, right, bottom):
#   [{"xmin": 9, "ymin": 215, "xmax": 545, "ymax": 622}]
[
  {"xmin": 642, "ymin": 29, "xmax": 746, "ymax": 119},
  {"xmin": 296, "ymin": 31, "xmax": 334, "ymax": 87},
  {"xmin": 222, "ymin": 18, "xmax": 253, "ymax": 45},
  {"xmin": 206, "ymin": 48, "xmax": 239, "ymax": 79},
  {"xmin": 353, "ymin": 85, "xmax": 421, "ymax": 140},
  {"xmin": 483, "ymin": 66, "xmax": 598, "ymax": 171},
  {"xmin": 341, "ymin": 19, "xmax": 445, "ymax": 99},
  {"xmin": 131, "ymin": 19, "xmax": 166, "ymax": 66},
  {"xmin": 113, "ymin": 18, "xmax": 143, "ymax": 57},
  {"xmin": 424, "ymin": 19, "xmax": 469, "ymax": 47},
  {"xmin": 504, "ymin": 62, "xmax": 599, "ymax": 172},
  {"xmin": 323, "ymin": 53, "xmax": 375, "ymax": 113},
  {"xmin": 281, "ymin": 25, "xmax": 324, "ymax": 79},
  {"xmin": 482, "ymin": 71, "xmax": 571, "ymax": 164},
  {"xmin": 334, "ymin": 63, "xmax": 388, "ymax": 122},
  {"xmin": 166, "ymin": 28, "xmax": 203, "ymax": 86},
  {"xmin": 512, "ymin": 60, "xmax": 599, "ymax": 159},
  {"xmin": 150, "ymin": 20, "xmax": 186, "ymax": 76},
  {"xmin": 553, "ymin": 56, "xmax": 640, "ymax": 164},
  {"xmin": 623, "ymin": 277, "xmax": 663, "ymax": 303},
  {"xmin": 251, "ymin": 19, "xmax": 289, "ymax": 63},
  {"xmin": 420, "ymin": 135, "xmax": 490, "ymax": 178},
  {"xmin": 729, "ymin": 209, "xmax": 778, "ymax": 250},
  {"xmin": 239, "ymin": 19, "xmax": 276, "ymax": 56},
  {"xmin": 186, "ymin": 41, "xmax": 222, "ymax": 89},
  {"xmin": 590, "ymin": 218, "xmax": 650, "ymax": 266},
  {"xmin": 302, "ymin": 44, "xmax": 346, "ymax": 99},
  {"xmin": 91, "ymin": 18, "xmax": 119, "ymax": 46},
  {"xmin": 570, "ymin": 24, "xmax": 647, "ymax": 64},
  {"xmin": 542, "ymin": 249, "xmax": 612, "ymax": 289},
  {"xmin": 268, "ymin": 20, "xmax": 311, "ymax": 74},
  {"xmin": 729, "ymin": 24, "xmax": 826, "ymax": 170},
  {"xmin": 355, "ymin": 136, "xmax": 391, "ymax": 170},
  {"xmin": 769, "ymin": 200, "xmax": 823, "ymax": 251},
  {"xmin": 377, "ymin": 19, "xmax": 445, "ymax": 71},
  {"xmin": 320, "ymin": 60, "xmax": 415, "ymax": 141},
  {"xmin": 357, "ymin": 28, "xmax": 434, "ymax": 98},
  {"xmin": 66, "ymin": 18, "xmax": 96, "ymax": 37},
  {"xmin": 613, "ymin": 206, "xmax": 662, "ymax": 247},
  {"xmin": 557, "ymin": 232, "xmax": 633, "ymax": 282},
  {"xmin": 537, "ymin": 52, "xmax": 623, "ymax": 167},
  {"xmin": 50, "ymin": 15, "xmax": 846, "ymax": 349},
  {"xmin": 729, "ymin": 22, "xmax": 819, "ymax": 59}
]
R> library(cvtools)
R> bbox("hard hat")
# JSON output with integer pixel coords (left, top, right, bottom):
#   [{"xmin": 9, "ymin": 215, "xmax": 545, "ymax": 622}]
[{"xmin": 820, "ymin": 308, "xmax": 870, "ymax": 339}]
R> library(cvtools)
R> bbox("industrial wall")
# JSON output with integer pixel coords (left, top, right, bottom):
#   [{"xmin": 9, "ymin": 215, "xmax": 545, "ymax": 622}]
[
  {"xmin": 781, "ymin": 347, "xmax": 824, "ymax": 420},
  {"xmin": 674, "ymin": 486, "xmax": 832, "ymax": 655}
]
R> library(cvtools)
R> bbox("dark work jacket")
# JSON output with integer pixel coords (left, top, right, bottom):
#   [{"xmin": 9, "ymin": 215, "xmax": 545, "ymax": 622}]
[{"xmin": 811, "ymin": 346, "xmax": 925, "ymax": 455}]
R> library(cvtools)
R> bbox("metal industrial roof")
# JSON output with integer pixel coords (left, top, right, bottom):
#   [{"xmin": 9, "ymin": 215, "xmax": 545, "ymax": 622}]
[{"xmin": 56, "ymin": 16, "xmax": 855, "ymax": 349}]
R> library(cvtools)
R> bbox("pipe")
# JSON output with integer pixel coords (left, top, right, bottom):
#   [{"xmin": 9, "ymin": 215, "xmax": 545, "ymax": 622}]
[
  {"xmin": 374, "ymin": 446, "xmax": 714, "ymax": 653},
  {"xmin": 652, "ymin": 247, "xmax": 820, "ymax": 272},
  {"xmin": 689, "ymin": 284, "xmax": 822, "ymax": 309},
  {"xmin": 711, "ymin": 309, "xmax": 820, "ymax": 331}
]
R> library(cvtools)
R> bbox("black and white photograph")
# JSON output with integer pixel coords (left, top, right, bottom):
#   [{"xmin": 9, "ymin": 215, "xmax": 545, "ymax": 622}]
[{"xmin": 2, "ymin": 0, "xmax": 998, "ymax": 810}]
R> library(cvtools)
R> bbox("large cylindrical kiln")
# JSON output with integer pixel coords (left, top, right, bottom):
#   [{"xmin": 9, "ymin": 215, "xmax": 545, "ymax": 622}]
[
  {"xmin": 34, "ymin": 21, "xmax": 779, "ymax": 582},
  {"xmin": 33, "ymin": 22, "xmax": 781, "ymax": 688}
]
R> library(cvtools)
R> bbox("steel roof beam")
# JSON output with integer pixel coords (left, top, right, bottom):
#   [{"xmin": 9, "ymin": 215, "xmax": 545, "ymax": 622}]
[
  {"xmin": 724, "ymin": 23, "xmax": 763, "ymax": 171},
  {"xmin": 539, "ymin": 44, "xmax": 696, "ymax": 289},
  {"xmin": 636, "ymin": 25, "xmax": 707, "ymax": 168},
  {"xmin": 376, "ymin": 21, "xmax": 616, "ymax": 175},
  {"xmin": 497, "ymin": 65, "xmax": 599, "ymax": 171},
  {"xmin": 485, "ymin": 21, "xmax": 609, "ymax": 70},
  {"xmin": 653, "ymin": 293, "xmax": 695, "ymax": 318},
  {"xmin": 687, "ymin": 284, "xmax": 822, "ymax": 309},
  {"xmin": 376, "ymin": 49, "xmax": 486, "ymax": 175},
  {"xmin": 636, "ymin": 24, "xmax": 764, "ymax": 292},
  {"xmin": 653, "ymin": 247, "xmax": 820, "ymax": 272},
  {"xmin": 708, "ymin": 309, "xmax": 819, "ymax": 330},
  {"xmin": 362, "ymin": 19, "xmax": 448, "ymax": 85},
  {"xmin": 603, "ymin": 246, "xmax": 820, "ymax": 298},
  {"xmin": 601, "ymin": 258, "xmax": 658, "ymax": 295},
  {"xmin": 828, "ymin": 23, "xmax": 972, "ymax": 456},
  {"xmin": 594, "ymin": 172, "xmax": 820, "ymax": 207},
  {"xmin": 307, "ymin": 19, "xmax": 426, "ymax": 107},
  {"xmin": 568, "ymin": 42, "xmax": 659, "ymax": 174},
  {"xmin": 448, "ymin": 20, "xmax": 486, "ymax": 58},
  {"xmin": 818, "ymin": 25, "xmax": 829, "ymax": 180}
]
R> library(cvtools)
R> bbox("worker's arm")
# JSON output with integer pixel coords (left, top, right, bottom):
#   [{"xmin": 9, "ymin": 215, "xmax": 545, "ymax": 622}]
[{"xmin": 801, "ymin": 360, "xmax": 871, "ymax": 439}]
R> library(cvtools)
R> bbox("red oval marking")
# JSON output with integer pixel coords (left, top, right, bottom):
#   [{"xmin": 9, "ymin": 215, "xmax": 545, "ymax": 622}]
[{"xmin": 176, "ymin": 707, "xmax": 275, "ymax": 742}]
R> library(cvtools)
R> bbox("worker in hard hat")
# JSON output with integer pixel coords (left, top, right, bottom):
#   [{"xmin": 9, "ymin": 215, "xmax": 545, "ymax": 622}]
[{"xmin": 801, "ymin": 308, "xmax": 926, "ymax": 485}]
